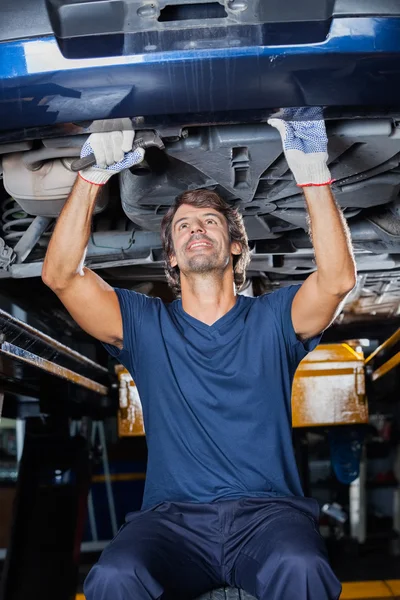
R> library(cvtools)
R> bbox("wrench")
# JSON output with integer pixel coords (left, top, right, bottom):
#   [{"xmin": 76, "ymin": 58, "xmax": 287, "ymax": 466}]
[{"xmin": 70, "ymin": 130, "xmax": 165, "ymax": 172}]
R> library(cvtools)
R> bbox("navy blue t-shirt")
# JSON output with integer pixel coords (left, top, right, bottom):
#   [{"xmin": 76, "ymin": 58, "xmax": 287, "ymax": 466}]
[{"xmin": 104, "ymin": 285, "xmax": 321, "ymax": 510}]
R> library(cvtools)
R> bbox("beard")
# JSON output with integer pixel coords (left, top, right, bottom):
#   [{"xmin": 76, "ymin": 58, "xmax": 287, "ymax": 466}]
[
  {"xmin": 184, "ymin": 249, "xmax": 230, "ymax": 276},
  {"xmin": 186, "ymin": 251, "xmax": 221, "ymax": 273}
]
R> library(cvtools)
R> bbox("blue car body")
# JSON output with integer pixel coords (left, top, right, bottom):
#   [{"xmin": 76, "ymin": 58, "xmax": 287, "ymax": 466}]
[{"xmin": 1, "ymin": 3, "xmax": 400, "ymax": 134}]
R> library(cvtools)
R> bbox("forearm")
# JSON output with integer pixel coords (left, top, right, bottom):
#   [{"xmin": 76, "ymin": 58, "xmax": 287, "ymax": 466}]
[
  {"xmin": 42, "ymin": 176, "xmax": 101, "ymax": 289},
  {"xmin": 303, "ymin": 185, "xmax": 356, "ymax": 295}
]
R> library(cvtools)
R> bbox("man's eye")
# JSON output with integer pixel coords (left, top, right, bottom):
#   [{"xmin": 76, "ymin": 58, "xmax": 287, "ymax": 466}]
[
  {"xmin": 179, "ymin": 223, "xmax": 188, "ymax": 230},
  {"xmin": 206, "ymin": 219, "xmax": 216, "ymax": 225}
]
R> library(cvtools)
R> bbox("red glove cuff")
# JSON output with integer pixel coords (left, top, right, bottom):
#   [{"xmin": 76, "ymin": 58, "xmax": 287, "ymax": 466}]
[{"xmin": 297, "ymin": 179, "xmax": 335, "ymax": 188}]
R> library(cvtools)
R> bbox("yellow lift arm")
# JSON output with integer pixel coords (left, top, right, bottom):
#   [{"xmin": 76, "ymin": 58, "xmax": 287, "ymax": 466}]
[
  {"xmin": 364, "ymin": 327, "xmax": 400, "ymax": 382},
  {"xmin": 115, "ymin": 341, "xmax": 369, "ymax": 436}
]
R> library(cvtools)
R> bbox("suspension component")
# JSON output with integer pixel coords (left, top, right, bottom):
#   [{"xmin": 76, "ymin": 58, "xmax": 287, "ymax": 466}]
[{"xmin": 2, "ymin": 197, "xmax": 35, "ymax": 244}]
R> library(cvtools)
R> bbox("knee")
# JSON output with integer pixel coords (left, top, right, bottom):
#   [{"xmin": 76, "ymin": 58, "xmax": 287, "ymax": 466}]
[
  {"xmin": 84, "ymin": 553, "xmax": 144, "ymax": 596},
  {"xmin": 278, "ymin": 547, "xmax": 328, "ymax": 575},
  {"xmin": 267, "ymin": 548, "xmax": 340, "ymax": 596},
  {"xmin": 279, "ymin": 550, "xmax": 341, "ymax": 599},
  {"xmin": 84, "ymin": 556, "xmax": 163, "ymax": 600},
  {"xmin": 84, "ymin": 563, "xmax": 126, "ymax": 599},
  {"xmin": 256, "ymin": 546, "xmax": 330, "ymax": 586}
]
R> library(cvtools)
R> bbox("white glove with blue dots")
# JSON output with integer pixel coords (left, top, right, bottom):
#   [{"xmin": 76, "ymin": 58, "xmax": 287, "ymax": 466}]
[
  {"xmin": 268, "ymin": 107, "xmax": 333, "ymax": 187},
  {"xmin": 79, "ymin": 122, "xmax": 145, "ymax": 186}
]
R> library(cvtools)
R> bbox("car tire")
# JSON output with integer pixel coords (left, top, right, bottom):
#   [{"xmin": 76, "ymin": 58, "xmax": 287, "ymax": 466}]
[{"xmin": 197, "ymin": 588, "xmax": 256, "ymax": 600}]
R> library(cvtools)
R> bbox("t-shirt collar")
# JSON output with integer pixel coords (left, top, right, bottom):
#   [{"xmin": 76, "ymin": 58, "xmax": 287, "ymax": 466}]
[{"xmin": 174, "ymin": 295, "xmax": 244, "ymax": 333}]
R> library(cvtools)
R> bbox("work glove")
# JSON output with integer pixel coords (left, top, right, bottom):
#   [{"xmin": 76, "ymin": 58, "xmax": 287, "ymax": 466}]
[
  {"xmin": 79, "ymin": 121, "xmax": 145, "ymax": 185},
  {"xmin": 268, "ymin": 107, "xmax": 333, "ymax": 187}
]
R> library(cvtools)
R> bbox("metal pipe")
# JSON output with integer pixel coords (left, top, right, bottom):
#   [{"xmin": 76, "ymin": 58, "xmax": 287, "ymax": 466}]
[
  {"xmin": 22, "ymin": 147, "xmax": 80, "ymax": 170},
  {"xmin": 0, "ymin": 307, "xmax": 108, "ymax": 373},
  {"xmin": 0, "ymin": 342, "xmax": 108, "ymax": 395},
  {"xmin": 168, "ymin": 120, "xmax": 394, "ymax": 152},
  {"xmin": 291, "ymin": 220, "xmax": 381, "ymax": 242},
  {"xmin": 87, "ymin": 231, "xmax": 161, "ymax": 255},
  {"xmin": 347, "ymin": 221, "xmax": 381, "ymax": 241},
  {"xmin": 13, "ymin": 216, "xmax": 52, "ymax": 263},
  {"xmin": 329, "ymin": 119, "xmax": 393, "ymax": 138},
  {"xmin": 371, "ymin": 352, "xmax": 400, "ymax": 381},
  {"xmin": 365, "ymin": 327, "xmax": 400, "ymax": 365}
]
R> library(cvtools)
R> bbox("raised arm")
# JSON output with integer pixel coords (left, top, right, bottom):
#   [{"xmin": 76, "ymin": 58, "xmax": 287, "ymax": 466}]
[
  {"xmin": 291, "ymin": 184, "xmax": 356, "ymax": 339},
  {"xmin": 268, "ymin": 108, "xmax": 356, "ymax": 340},
  {"xmin": 42, "ymin": 127, "xmax": 145, "ymax": 347}
]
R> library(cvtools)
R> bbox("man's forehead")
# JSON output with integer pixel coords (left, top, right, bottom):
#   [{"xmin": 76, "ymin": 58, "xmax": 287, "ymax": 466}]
[{"xmin": 173, "ymin": 204, "xmax": 223, "ymax": 221}]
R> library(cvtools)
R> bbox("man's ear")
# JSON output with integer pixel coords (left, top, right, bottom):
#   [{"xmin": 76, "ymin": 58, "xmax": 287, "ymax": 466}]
[
  {"xmin": 231, "ymin": 241, "xmax": 242, "ymax": 256},
  {"xmin": 169, "ymin": 253, "xmax": 178, "ymax": 268}
]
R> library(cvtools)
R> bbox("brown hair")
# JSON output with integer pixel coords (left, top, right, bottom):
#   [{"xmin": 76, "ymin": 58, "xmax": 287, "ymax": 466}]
[{"xmin": 160, "ymin": 189, "xmax": 250, "ymax": 296}]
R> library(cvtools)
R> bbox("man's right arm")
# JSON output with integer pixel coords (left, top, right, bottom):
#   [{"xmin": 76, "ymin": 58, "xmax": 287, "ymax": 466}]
[
  {"xmin": 43, "ymin": 127, "xmax": 145, "ymax": 347},
  {"xmin": 42, "ymin": 176, "xmax": 124, "ymax": 348}
]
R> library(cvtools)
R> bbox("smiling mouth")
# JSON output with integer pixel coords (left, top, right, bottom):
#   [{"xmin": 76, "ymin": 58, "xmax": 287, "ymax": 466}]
[{"xmin": 187, "ymin": 240, "xmax": 213, "ymax": 251}]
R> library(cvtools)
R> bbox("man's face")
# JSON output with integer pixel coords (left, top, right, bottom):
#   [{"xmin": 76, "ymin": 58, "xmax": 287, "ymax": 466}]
[{"xmin": 169, "ymin": 204, "xmax": 241, "ymax": 275}]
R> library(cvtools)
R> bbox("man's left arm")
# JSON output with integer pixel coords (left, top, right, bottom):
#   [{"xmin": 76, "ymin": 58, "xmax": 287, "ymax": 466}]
[
  {"xmin": 292, "ymin": 185, "xmax": 356, "ymax": 340},
  {"xmin": 268, "ymin": 108, "xmax": 357, "ymax": 341}
]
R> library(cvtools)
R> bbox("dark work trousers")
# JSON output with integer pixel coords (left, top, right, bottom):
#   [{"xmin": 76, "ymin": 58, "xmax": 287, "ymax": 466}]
[{"xmin": 84, "ymin": 497, "xmax": 341, "ymax": 600}]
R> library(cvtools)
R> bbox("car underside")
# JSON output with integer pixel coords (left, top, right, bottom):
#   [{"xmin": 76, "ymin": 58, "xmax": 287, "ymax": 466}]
[
  {"xmin": 1, "ymin": 0, "xmax": 400, "ymax": 336},
  {"xmin": 1, "ymin": 117, "xmax": 400, "ymax": 327}
]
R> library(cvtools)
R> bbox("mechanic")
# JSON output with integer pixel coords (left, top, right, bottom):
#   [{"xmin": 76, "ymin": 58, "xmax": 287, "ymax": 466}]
[{"xmin": 42, "ymin": 110, "xmax": 356, "ymax": 600}]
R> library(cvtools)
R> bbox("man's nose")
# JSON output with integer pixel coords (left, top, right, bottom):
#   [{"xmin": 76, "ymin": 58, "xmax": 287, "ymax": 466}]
[{"xmin": 191, "ymin": 221, "xmax": 205, "ymax": 234}]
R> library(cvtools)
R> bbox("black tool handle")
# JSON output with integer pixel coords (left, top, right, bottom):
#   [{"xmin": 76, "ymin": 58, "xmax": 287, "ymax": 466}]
[
  {"xmin": 70, "ymin": 134, "xmax": 164, "ymax": 172},
  {"xmin": 70, "ymin": 154, "xmax": 96, "ymax": 171}
]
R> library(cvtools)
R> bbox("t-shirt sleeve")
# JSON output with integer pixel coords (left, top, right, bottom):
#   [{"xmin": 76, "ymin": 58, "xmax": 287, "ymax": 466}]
[
  {"xmin": 264, "ymin": 284, "xmax": 322, "ymax": 365},
  {"xmin": 102, "ymin": 287, "xmax": 150, "ymax": 377}
]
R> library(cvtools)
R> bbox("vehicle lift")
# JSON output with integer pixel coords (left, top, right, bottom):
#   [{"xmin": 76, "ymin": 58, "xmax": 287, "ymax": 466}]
[{"xmin": 0, "ymin": 307, "xmax": 115, "ymax": 600}]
